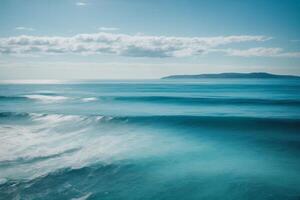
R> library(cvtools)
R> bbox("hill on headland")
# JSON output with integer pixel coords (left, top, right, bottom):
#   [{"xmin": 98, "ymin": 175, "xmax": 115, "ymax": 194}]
[{"xmin": 161, "ymin": 72, "xmax": 300, "ymax": 79}]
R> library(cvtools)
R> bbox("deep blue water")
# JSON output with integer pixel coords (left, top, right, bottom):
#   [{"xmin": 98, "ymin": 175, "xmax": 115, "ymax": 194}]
[{"xmin": 0, "ymin": 79, "xmax": 300, "ymax": 200}]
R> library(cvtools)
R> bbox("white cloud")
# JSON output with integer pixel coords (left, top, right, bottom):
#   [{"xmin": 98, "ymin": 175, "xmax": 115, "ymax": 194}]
[
  {"xmin": 76, "ymin": 2, "xmax": 87, "ymax": 6},
  {"xmin": 0, "ymin": 32, "xmax": 272, "ymax": 57},
  {"xmin": 3, "ymin": 32, "xmax": 299, "ymax": 58},
  {"xmin": 224, "ymin": 47, "xmax": 300, "ymax": 58},
  {"xmin": 15, "ymin": 27, "xmax": 35, "ymax": 31},
  {"xmin": 98, "ymin": 27, "xmax": 119, "ymax": 31},
  {"xmin": 225, "ymin": 47, "xmax": 282, "ymax": 57}
]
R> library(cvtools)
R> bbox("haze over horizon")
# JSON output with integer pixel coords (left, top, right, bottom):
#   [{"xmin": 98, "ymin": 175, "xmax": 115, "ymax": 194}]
[{"xmin": 1, "ymin": 0, "xmax": 300, "ymax": 79}]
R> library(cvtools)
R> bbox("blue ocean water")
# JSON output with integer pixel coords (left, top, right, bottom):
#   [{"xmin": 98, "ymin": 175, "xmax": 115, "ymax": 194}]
[{"xmin": 0, "ymin": 78, "xmax": 300, "ymax": 200}]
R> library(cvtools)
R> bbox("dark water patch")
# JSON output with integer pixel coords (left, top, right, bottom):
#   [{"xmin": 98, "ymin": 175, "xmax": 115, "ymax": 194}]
[
  {"xmin": 1, "ymin": 160, "xmax": 300, "ymax": 200},
  {"xmin": 112, "ymin": 96, "xmax": 300, "ymax": 106},
  {"xmin": 0, "ymin": 112, "xmax": 33, "ymax": 124},
  {"xmin": 0, "ymin": 112, "xmax": 49, "ymax": 125},
  {"xmin": 1, "ymin": 112, "xmax": 299, "ymax": 132},
  {"xmin": 109, "ymin": 115, "xmax": 300, "ymax": 132},
  {"xmin": 0, "ymin": 96, "xmax": 28, "ymax": 101}
]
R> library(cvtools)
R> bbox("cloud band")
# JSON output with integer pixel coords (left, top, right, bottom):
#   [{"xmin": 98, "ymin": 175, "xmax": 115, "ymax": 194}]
[{"xmin": 0, "ymin": 32, "xmax": 297, "ymax": 58}]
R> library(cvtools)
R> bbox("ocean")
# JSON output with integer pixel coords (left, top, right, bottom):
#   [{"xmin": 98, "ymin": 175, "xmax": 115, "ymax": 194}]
[{"xmin": 0, "ymin": 78, "xmax": 300, "ymax": 200}]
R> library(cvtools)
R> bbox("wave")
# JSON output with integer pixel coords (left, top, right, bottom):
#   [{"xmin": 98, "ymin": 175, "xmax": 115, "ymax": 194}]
[
  {"xmin": 71, "ymin": 193, "xmax": 93, "ymax": 200},
  {"xmin": 0, "ymin": 96, "xmax": 28, "ymax": 101},
  {"xmin": 23, "ymin": 94, "xmax": 70, "ymax": 103},
  {"xmin": 81, "ymin": 97, "xmax": 98, "ymax": 102},
  {"xmin": 0, "ymin": 112, "xmax": 106, "ymax": 127},
  {"xmin": 0, "ymin": 94, "xmax": 70, "ymax": 103},
  {"xmin": 0, "ymin": 112, "xmax": 198, "ymax": 181},
  {"xmin": 0, "ymin": 111, "xmax": 32, "ymax": 119},
  {"xmin": 2, "ymin": 94, "xmax": 300, "ymax": 107},
  {"xmin": 1, "ymin": 111, "xmax": 299, "ymax": 130},
  {"xmin": 0, "ymin": 148, "xmax": 80, "ymax": 167},
  {"xmin": 108, "ymin": 115, "xmax": 300, "ymax": 132},
  {"xmin": 112, "ymin": 96, "xmax": 300, "ymax": 106},
  {"xmin": 30, "ymin": 113, "xmax": 85, "ymax": 123},
  {"xmin": 0, "ymin": 94, "xmax": 99, "ymax": 104},
  {"xmin": 1, "ymin": 111, "xmax": 299, "ymax": 182}
]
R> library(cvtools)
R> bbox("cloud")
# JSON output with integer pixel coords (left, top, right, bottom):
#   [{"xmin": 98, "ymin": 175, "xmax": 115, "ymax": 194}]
[
  {"xmin": 98, "ymin": 27, "xmax": 119, "ymax": 31},
  {"xmin": 76, "ymin": 2, "xmax": 87, "ymax": 6},
  {"xmin": 0, "ymin": 32, "xmax": 271, "ymax": 57},
  {"xmin": 3, "ymin": 32, "xmax": 298, "ymax": 58},
  {"xmin": 224, "ymin": 47, "xmax": 300, "ymax": 58},
  {"xmin": 225, "ymin": 47, "xmax": 282, "ymax": 57},
  {"xmin": 15, "ymin": 27, "xmax": 35, "ymax": 31}
]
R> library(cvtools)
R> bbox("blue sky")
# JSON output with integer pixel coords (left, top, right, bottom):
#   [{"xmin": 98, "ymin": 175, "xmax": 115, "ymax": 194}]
[{"xmin": 0, "ymin": 0, "xmax": 300, "ymax": 79}]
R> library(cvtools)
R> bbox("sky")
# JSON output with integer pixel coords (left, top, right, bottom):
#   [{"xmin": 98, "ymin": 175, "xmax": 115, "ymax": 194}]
[{"xmin": 0, "ymin": 0, "xmax": 300, "ymax": 80}]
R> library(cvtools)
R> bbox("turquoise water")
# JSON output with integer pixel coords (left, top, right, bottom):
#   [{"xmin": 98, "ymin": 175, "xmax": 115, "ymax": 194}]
[{"xmin": 0, "ymin": 79, "xmax": 300, "ymax": 200}]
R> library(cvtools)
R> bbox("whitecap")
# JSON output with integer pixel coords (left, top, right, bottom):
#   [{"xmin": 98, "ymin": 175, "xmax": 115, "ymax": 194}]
[
  {"xmin": 23, "ymin": 95, "xmax": 70, "ymax": 103},
  {"xmin": 0, "ymin": 178, "xmax": 7, "ymax": 185},
  {"xmin": 71, "ymin": 193, "xmax": 92, "ymax": 200},
  {"xmin": 0, "ymin": 113, "xmax": 201, "ymax": 181},
  {"xmin": 31, "ymin": 113, "xmax": 84, "ymax": 124},
  {"xmin": 95, "ymin": 116, "xmax": 104, "ymax": 121},
  {"xmin": 81, "ymin": 97, "xmax": 97, "ymax": 102}
]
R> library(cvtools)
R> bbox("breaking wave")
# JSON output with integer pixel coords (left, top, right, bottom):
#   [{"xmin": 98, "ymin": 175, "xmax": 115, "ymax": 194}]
[
  {"xmin": 23, "ymin": 94, "xmax": 70, "ymax": 103},
  {"xmin": 0, "ymin": 112, "xmax": 200, "ymax": 181},
  {"xmin": 2, "ymin": 94, "xmax": 300, "ymax": 107}
]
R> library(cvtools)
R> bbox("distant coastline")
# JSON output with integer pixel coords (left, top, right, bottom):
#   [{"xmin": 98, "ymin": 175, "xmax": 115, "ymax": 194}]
[{"xmin": 161, "ymin": 72, "xmax": 300, "ymax": 79}]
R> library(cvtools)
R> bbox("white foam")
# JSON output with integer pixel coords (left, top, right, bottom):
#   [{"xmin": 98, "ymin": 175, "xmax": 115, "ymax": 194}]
[
  {"xmin": 23, "ymin": 95, "xmax": 70, "ymax": 103},
  {"xmin": 0, "ymin": 178, "xmax": 7, "ymax": 185},
  {"xmin": 81, "ymin": 97, "xmax": 97, "ymax": 102},
  {"xmin": 0, "ymin": 124, "xmax": 85, "ymax": 163},
  {"xmin": 95, "ymin": 116, "xmax": 104, "ymax": 121},
  {"xmin": 31, "ymin": 113, "xmax": 83, "ymax": 124},
  {"xmin": 0, "ymin": 113, "xmax": 199, "ymax": 181},
  {"xmin": 71, "ymin": 193, "xmax": 92, "ymax": 200}
]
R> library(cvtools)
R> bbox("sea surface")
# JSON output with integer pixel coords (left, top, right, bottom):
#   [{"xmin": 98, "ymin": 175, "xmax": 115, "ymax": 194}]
[{"xmin": 0, "ymin": 78, "xmax": 300, "ymax": 200}]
